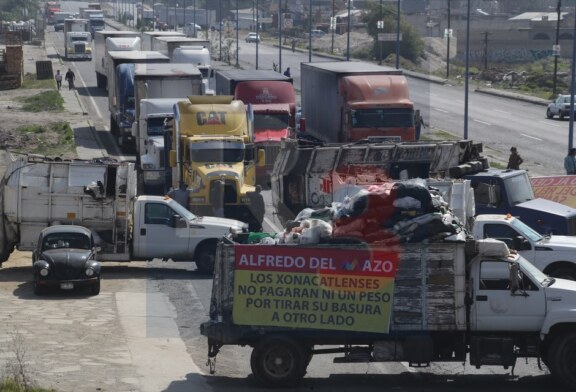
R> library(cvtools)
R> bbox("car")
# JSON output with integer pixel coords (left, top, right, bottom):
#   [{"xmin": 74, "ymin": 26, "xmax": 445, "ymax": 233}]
[
  {"xmin": 32, "ymin": 225, "xmax": 102, "ymax": 295},
  {"xmin": 547, "ymin": 94, "xmax": 575, "ymax": 120},
  {"xmin": 54, "ymin": 22, "xmax": 64, "ymax": 31},
  {"xmin": 245, "ymin": 32, "xmax": 261, "ymax": 43},
  {"xmin": 304, "ymin": 29, "xmax": 326, "ymax": 39}
]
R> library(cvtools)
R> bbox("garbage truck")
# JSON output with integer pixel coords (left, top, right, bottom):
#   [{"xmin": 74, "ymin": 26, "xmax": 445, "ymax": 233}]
[{"xmin": 0, "ymin": 155, "xmax": 247, "ymax": 273}]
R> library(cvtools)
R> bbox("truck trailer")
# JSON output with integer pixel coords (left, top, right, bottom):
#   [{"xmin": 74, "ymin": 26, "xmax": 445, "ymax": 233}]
[
  {"xmin": 106, "ymin": 51, "xmax": 170, "ymax": 152},
  {"xmin": 300, "ymin": 61, "xmax": 417, "ymax": 143},
  {"xmin": 93, "ymin": 31, "xmax": 141, "ymax": 88},
  {"xmin": 141, "ymin": 31, "xmax": 185, "ymax": 51},
  {"xmin": 0, "ymin": 155, "xmax": 247, "ymax": 273}
]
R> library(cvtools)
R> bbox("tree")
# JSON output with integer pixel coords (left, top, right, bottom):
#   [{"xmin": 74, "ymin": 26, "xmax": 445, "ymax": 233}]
[
  {"xmin": 0, "ymin": 0, "xmax": 39, "ymax": 20},
  {"xmin": 363, "ymin": 0, "xmax": 423, "ymax": 64}
]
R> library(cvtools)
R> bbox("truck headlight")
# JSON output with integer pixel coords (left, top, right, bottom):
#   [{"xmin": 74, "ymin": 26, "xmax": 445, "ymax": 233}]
[
  {"xmin": 40, "ymin": 268, "xmax": 49, "ymax": 277},
  {"xmin": 85, "ymin": 268, "xmax": 95, "ymax": 277}
]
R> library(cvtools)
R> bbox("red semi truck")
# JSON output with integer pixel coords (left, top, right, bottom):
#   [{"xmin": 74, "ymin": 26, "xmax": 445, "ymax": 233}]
[
  {"xmin": 215, "ymin": 69, "xmax": 296, "ymax": 186},
  {"xmin": 300, "ymin": 61, "xmax": 417, "ymax": 143}
]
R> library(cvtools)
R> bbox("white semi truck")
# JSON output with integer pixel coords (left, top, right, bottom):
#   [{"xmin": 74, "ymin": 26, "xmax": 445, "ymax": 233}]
[
  {"xmin": 0, "ymin": 155, "xmax": 247, "ymax": 273},
  {"xmin": 93, "ymin": 31, "xmax": 141, "ymax": 88},
  {"xmin": 63, "ymin": 18, "xmax": 91, "ymax": 60}
]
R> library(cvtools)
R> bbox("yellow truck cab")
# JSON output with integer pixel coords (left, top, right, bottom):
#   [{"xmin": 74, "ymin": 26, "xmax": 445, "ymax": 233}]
[{"xmin": 169, "ymin": 96, "xmax": 265, "ymax": 231}]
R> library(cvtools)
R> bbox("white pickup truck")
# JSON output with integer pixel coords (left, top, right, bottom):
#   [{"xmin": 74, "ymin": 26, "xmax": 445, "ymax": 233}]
[{"xmin": 472, "ymin": 214, "xmax": 576, "ymax": 280}]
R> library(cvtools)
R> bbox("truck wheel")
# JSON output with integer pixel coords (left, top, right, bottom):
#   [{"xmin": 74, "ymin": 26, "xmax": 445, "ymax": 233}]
[
  {"xmin": 195, "ymin": 245, "xmax": 216, "ymax": 274},
  {"xmin": 250, "ymin": 337, "xmax": 307, "ymax": 388},
  {"xmin": 548, "ymin": 332, "xmax": 576, "ymax": 388},
  {"xmin": 547, "ymin": 266, "xmax": 576, "ymax": 281}
]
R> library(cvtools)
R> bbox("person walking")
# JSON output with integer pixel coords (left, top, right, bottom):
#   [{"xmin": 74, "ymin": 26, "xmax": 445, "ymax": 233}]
[
  {"xmin": 507, "ymin": 146, "xmax": 523, "ymax": 170},
  {"xmin": 283, "ymin": 67, "xmax": 291, "ymax": 78},
  {"xmin": 166, "ymin": 182, "xmax": 189, "ymax": 207},
  {"xmin": 55, "ymin": 70, "xmax": 62, "ymax": 90},
  {"xmin": 65, "ymin": 68, "xmax": 75, "ymax": 90},
  {"xmin": 565, "ymin": 148, "xmax": 576, "ymax": 175},
  {"xmin": 291, "ymin": 38, "xmax": 296, "ymax": 52}
]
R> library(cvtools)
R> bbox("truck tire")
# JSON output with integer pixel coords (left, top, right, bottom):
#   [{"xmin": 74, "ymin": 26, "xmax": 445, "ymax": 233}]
[
  {"xmin": 548, "ymin": 332, "xmax": 576, "ymax": 388},
  {"xmin": 250, "ymin": 336, "xmax": 308, "ymax": 388},
  {"xmin": 195, "ymin": 244, "xmax": 216, "ymax": 274}
]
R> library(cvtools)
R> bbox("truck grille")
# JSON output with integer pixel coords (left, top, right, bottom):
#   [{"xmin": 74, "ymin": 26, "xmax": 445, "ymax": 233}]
[
  {"xmin": 74, "ymin": 43, "xmax": 85, "ymax": 53},
  {"xmin": 264, "ymin": 144, "xmax": 281, "ymax": 166},
  {"xmin": 210, "ymin": 179, "xmax": 237, "ymax": 204}
]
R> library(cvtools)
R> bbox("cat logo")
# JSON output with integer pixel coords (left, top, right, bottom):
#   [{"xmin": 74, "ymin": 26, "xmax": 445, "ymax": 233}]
[{"xmin": 197, "ymin": 111, "xmax": 226, "ymax": 125}]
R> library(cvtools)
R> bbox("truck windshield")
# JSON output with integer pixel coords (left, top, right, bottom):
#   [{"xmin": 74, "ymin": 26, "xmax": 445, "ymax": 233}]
[
  {"xmin": 147, "ymin": 117, "xmax": 171, "ymax": 136},
  {"xmin": 503, "ymin": 173, "xmax": 535, "ymax": 205},
  {"xmin": 190, "ymin": 142, "xmax": 245, "ymax": 163},
  {"xmin": 254, "ymin": 113, "xmax": 290, "ymax": 130},
  {"xmin": 515, "ymin": 254, "xmax": 549, "ymax": 285},
  {"xmin": 70, "ymin": 36, "xmax": 88, "ymax": 42},
  {"xmin": 90, "ymin": 20, "xmax": 105, "ymax": 28},
  {"xmin": 351, "ymin": 108, "xmax": 414, "ymax": 128},
  {"xmin": 509, "ymin": 218, "xmax": 543, "ymax": 242}
]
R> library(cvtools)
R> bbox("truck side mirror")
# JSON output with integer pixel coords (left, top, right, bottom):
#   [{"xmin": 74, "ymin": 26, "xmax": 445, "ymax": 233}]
[
  {"xmin": 299, "ymin": 117, "xmax": 306, "ymax": 133},
  {"xmin": 169, "ymin": 150, "xmax": 177, "ymax": 167}
]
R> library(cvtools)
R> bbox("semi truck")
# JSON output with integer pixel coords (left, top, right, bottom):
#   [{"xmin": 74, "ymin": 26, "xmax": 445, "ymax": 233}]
[
  {"xmin": 215, "ymin": 69, "xmax": 296, "ymax": 186},
  {"xmin": 141, "ymin": 31, "xmax": 185, "ymax": 51},
  {"xmin": 107, "ymin": 51, "xmax": 170, "ymax": 152},
  {"xmin": 201, "ymin": 235, "xmax": 576, "ymax": 388},
  {"xmin": 137, "ymin": 98, "xmax": 181, "ymax": 194},
  {"xmin": 0, "ymin": 155, "xmax": 247, "ymax": 273},
  {"xmin": 93, "ymin": 31, "xmax": 141, "ymax": 88},
  {"xmin": 172, "ymin": 46, "xmax": 214, "ymax": 95},
  {"xmin": 271, "ymin": 139, "xmax": 576, "ymax": 236},
  {"xmin": 167, "ymin": 96, "xmax": 265, "ymax": 231},
  {"xmin": 300, "ymin": 61, "xmax": 417, "ymax": 143},
  {"xmin": 131, "ymin": 63, "xmax": 204, "ymax": 192},
  {"xmin": 63, "ymin": 19, "xmax": 92, "ymax": 61}
]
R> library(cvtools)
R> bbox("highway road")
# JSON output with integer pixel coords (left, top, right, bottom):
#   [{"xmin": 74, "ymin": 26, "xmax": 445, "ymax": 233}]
[{"xmin": 17, "ymin": 2, "xmax": 568, "ymax": 391}]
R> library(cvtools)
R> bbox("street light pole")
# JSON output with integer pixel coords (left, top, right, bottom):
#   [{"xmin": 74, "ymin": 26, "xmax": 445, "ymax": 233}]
[
  {"xmin": 236, "ymin": 0, "xmax": 239, "ymax": 67},
  {"xmin": 256, "ymin": 0, "xmax": 259, "ymax": 69},
  {"xmin": 395, "ymin": 0, "xmax": 400, "ymax": 69},
  {"xmin": 553, "ymin": 0, "xmax": 562, "ymax": 97},
  {"xmin": 278, "ymin": 0, "xmax": 282, "ymax": 73},
  {"xmin": 308, "ymin": 0, "xmax": 312, "ymax": 62},
  {"xmin": 446, "ymin": 0, "xmax": 451, "ymax": 78},
  {"xmin": 346, "ymin": 0, "xmax": 351, "ymax": 61},
  {"xmin": 464, "ymin": 0, "xmax": 471, "ymax": 140},
  {"xmin": 378, "ymin": 0, "xmax": 383, "ymax": 65}
]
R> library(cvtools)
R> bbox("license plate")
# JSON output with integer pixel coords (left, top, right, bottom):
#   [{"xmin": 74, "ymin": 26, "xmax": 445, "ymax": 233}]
[{"xmin": 60, "ymin": 283, "xmax": 74, "ymax": 290}]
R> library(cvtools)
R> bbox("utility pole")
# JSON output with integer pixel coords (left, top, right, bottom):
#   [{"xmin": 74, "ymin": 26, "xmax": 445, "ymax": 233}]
[
  {"xmin": 378, "ymin": 0, "xmax": 383, "ymax": 65},
  {"xmin": 308, "ymin": 0, "xmax": 312, "ymax": 62},
  {"xmin": 218, "ymin": 0, "xmax": 222, "ymax": 61},
  {"xmin": 236, "ymin": 0, "xmax": 239, "ymax": 67},
  {"xmin": 278, "ymin": 0, "xmax": 282, "ymax": 73},
  {"xmin": 395, "ymin": 0, "xmax": 400, "ymax": 69},
  {"xmin": 553, "ymin": 0, "xmax": 562, "ymax": 97},
  {"xmin": 331, "ymin": 0, "xmax": 335, "ymax": 54},
  {"xmin": 483, "ymin": 31, "xmax": 490, "ymax": 69},
  {"xmin": 346, "ymin": 0, "xmax": 351, "ymax": 61},
  {"xmin": 256, "ymin": 0, "xmax": 259, "ymax": 69},
  {"xmin": 446, "ymin": 0, "xmax": 451, "ymax": 78}
]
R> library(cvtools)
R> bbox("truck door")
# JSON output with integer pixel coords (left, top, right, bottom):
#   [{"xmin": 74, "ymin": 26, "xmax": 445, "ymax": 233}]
[
  {"xmin": 133, "ymin": 201, "xmax": 190, "ymax": 258},
  {"xmin": 471, "ymin": 259, "xmax": 545, "ymax": 331}
]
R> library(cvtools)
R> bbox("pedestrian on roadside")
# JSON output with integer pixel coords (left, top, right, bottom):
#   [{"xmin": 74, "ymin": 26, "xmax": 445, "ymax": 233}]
[
  {"xmin": 65, "ymin": 68, "xmax": 75, "ymax": 90},
  {"xmin": 291, "ymin": 38, "xmax": 296, "ymax": 52},
  {"xmin": 507, "ymin": 146, "xmax": 523, "ymax": 170},
  {"xmin": 166, "ymin": 182, "xmax": 189, "ymax": 207},
  {"xmin": 55, "ymin": 70, "xmax": 62, "ymax": 90},
  {"xmin": 565, "ymin": 148, "xmax": 576, "ymax": 175},
  {"xmin": 283, "ymin": 67, "xmax": 291, "ymax": 78},
  {"xmin": 272, "ymin": 61, "xmax": 278, "ymax": 72}
]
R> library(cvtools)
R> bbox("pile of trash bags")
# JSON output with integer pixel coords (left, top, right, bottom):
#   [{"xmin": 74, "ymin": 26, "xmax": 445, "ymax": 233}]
[{"xmin": 247, "ymin": 180, "xmax": 469, "ymax": 246}]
